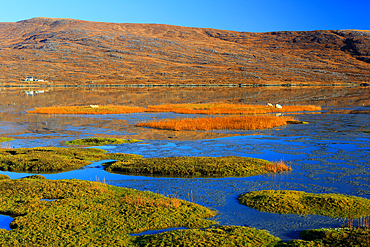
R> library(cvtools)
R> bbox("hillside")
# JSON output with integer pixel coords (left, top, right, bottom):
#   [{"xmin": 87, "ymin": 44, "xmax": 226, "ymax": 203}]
[{"xmin": 0, "ymin": 17, "xmax": 369, "ymax": 85}]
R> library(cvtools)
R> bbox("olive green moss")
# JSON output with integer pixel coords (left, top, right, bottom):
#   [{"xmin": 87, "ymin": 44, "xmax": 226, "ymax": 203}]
[
  {"xmin": 132, "ymin": 225, "xmax": 280, "ymax": 247},
  {"xmin": 0, "ymin": 174, "xmax": 10, "ymax": 180},
  {"xmin": 277, "ymin": 227, "xmax": 370, "ymax": 246},
  {"xmin": 104, "ymin": 156, "xmax": 287, "ymax": 177},
  {"xmin": 238, "ymin": 190, "xmax": 370, "ymax": 219},
  {"xmin": 0, "ymin": 147, "xmax": 141, "ymax": 173},
  {"xmin": 66, "ymin": 137, "xmax": 142, "ymax": 146},
  {"xmin": 0, "ymin": 138, "xmax": 14, "ymax": 143},
  {"xmin": 0, "ymin": 178, "xmax": 216, "ymax": 246}
]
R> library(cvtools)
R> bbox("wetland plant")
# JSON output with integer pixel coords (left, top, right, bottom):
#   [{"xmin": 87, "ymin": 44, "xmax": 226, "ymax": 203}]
[
  {"xmin": 104, "ymin": 156, "xmax": 291, "ymax": 177},
  {"xmin": 0, "ymin": 178, "xmax": 216, "ymax": 246},
  {"xmin": 238, "ymin": 190, "xmax": 370, "ymax": 219},
  {"xmin": 0, "ymin": 147, "xmax": 141, "ymax": 172},
  {"xmin": 65, "ymin": 137, "xmax": 142, "ymax": 146},
  {"xmin": 135, "ymin": 115, "xmax": 297, "ymax": 131}
]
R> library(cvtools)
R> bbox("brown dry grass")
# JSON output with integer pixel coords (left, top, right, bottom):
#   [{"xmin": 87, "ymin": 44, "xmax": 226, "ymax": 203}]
[
  {"xmin": 27, "ymin": 103, "xmax": 321, "ymax": 115},
  {"xmin": 124, "ymin": 194, "xmax": 182, "ymax": 208},
  {"xmin": 265, "ymin": 160, "xmax": 291, "ymax": 173},
  {"xmin": 135, "ymin": 115, "xmax": 296, "ymax": 131}
]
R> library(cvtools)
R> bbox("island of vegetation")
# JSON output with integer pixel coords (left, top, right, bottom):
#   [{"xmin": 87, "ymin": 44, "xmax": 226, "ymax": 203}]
[
  {"xmin": 27, "ymin": 103, "xmax": 321, "ymax": 115},
  {"xmin": 104, "ymin": 156, "xmax": 291, "ymax": 177},
  {"xmin": 65, "ymin": 137, "xmax": 142, "ymax": 146},
  {"xmin": 238, "ymin": 190, "xmax": 370, "ymax": 218},
  {"xmin": 0, "ymin": 147, "xmax": 141, "ymax": 172}
]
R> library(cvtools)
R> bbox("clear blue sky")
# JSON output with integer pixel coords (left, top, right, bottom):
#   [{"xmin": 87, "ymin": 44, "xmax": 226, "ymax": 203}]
[{"xmin": 1, "ymin": 0, "xmax": 369, "ymax": 32}]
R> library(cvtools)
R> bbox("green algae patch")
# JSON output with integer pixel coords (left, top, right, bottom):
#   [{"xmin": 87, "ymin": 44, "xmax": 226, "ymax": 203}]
[
  {"xmin": 132, "ymin": 225, "xmax": 280, "ymax": 247},
  {"xmin": 66, "ymin": 137, "xmax": 142, "ymax": 146},
  {"xmin": 238, "ymin": 190, "xmax": 370, "ymax": 219},
  {"xmin": 0, "ymin": 138, "xmax": 14, "ymax": 142},
  {"xmin": 0, "ymin": 178, "xmax": 216, "ymax": 246},
  {"xmin": 0, "ymin": 147, "xmax": 141, "ymax": 173},
  {"xmin": 104, "ymin": 156, "xmax": 291, "ymax": 177}
]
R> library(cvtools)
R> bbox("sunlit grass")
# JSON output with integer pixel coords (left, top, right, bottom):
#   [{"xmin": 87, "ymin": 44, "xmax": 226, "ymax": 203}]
[
  {"xmin": 0, "ymin": 178, "xmax": 216, "ymax": 246},
  {"xmin": 27, "ymin": 103, "xmax": 321, "ymax": 115},
  {"xmin": 104, "ymin": 156, "xmax": 291, "ymax": 177},
  {"xmin": 0, "ymin": 147, "xmax": 141, "ymax": 172},
  {"xmin": 135, "ymin": 115, "xmax": 297, "ymax": 131},
  {"xmin": 28, "ymin": 105, "xmax": 146, "ymax": 114},
  {"xmin": 65, "ymin": 137, "xmax": 142, "ymax": 146},
  {"xmin": 238, "ymin": 190, "xmax": 370, "ymax": 219}
]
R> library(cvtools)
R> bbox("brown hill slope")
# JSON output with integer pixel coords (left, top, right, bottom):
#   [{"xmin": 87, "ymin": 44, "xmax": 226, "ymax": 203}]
[{"xmin": 0, "ymin": 17, "xmax": 369, "ymax": 85}]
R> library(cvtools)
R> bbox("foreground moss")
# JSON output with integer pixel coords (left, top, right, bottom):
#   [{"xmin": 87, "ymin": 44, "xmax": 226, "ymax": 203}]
[
  {"xmin": 0, "ymin": 178, "xmax": 216, "ymax": 246},
  {"xmin": 132, "ymin": 225, "xmax": 280, "ymax": 247},
  {"xmin": 238, "ymin": 190, "xmax": 370, "ymax": 219},
  {"xmin": 0, "ymin": 147, "xmax": 141, "ymax": 172},
  {"xmin": 66, "ymin": 137, "xmax": 142, "ymax": 146},
  {"xmin": 104, "ymin": 156, "xmax": 291, "ymax": 177},
  {"xmin": 277, "ymin": 227, "xmax": 370, "ymax": 246}
]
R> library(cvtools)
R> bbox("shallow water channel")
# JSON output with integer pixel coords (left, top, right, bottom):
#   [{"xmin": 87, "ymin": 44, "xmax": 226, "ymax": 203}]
[{"xmin": 0, "ymin": 87, "xmax": 369, "ymax": 241}]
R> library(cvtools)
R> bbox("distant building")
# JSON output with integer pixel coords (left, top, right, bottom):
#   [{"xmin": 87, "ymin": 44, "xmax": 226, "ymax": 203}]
[{"xmin": 25, "ymin": 76, "xmax": 35, "ymax": 81}]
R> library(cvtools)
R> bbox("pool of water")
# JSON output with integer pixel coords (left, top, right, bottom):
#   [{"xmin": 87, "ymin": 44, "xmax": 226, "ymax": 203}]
[{"xmin": 0, "ymin": 104, "xmax": 369, "ymax": 240}]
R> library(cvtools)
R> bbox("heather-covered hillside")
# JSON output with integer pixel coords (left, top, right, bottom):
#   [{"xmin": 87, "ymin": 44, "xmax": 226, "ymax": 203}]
[{"xmin": 0, "ymin": 17, "xmax": 369, "ymax": 85}]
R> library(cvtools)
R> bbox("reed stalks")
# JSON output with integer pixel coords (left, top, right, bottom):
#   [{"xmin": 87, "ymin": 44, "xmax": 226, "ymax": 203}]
[{"xmin": 135, "ymin": 115, "xmax": 297, "ymax": 131}]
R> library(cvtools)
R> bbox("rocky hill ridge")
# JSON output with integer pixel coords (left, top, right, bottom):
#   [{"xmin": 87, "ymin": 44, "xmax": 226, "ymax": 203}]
[{"xmin": 0, "ymin": 17, "xmax": 369, "ymax": 85}]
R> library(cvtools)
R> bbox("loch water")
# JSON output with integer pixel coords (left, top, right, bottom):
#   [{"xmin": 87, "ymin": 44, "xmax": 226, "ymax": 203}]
[{"xmin": 0, "ymin": 86, "xmax": 369, "ymax": 240}]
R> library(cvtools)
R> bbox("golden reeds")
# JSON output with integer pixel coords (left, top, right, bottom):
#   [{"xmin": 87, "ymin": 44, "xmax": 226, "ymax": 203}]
[{"xmin": 135, "ymin": 115, "xmax": 297, "ymax": 131}]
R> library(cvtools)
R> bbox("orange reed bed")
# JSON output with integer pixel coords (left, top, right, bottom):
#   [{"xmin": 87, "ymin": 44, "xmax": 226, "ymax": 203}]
[
  {"xmin": 27, "ymin": 105, "xmax": 146, "ymax": 114},
  {"xmin": 145, "ymin": 103, "xmax": 321, "ymax": 115},
  {"xmin": 135, "ymin": 115, "xmax": 296, "ymax": 131},
  {"xmin": 27, "ymin": 103, "xmax": 321, "ymax": 115}
]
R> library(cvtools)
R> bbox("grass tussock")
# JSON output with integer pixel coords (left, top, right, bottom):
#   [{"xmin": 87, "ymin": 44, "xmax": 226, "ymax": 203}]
[
  {"xmin": 27, "ymin": 103, "xmax": 321, "ymax": 115},
  {"xmin": 28, "ymin": 105, "xmax": 146, "ymax": 114},
  {"xmin": 135, "ymin": 115, "xmax": 297, "ymax": 131},
  {"xmin": 0, "ymin": 178, "xmax": 216, "ymax": 246},
  {"xmin": 146, "ymin": 103, "xmax": 321, "ymax": 115},
  {"xmin": 0, "ymin": 147, "xmax": 141, "ymax": 172},
  {"xmin": 132, "ymin": 225, "xmax": 280, "ymax": 247},
  {"xmin": 104, "ymin": 156, "xmax": 291, "ymax": 177},
  {"xmin": 238, "ymin": 190, "xmax": 370, "ymax": 219},
  {"xmin": 65, "ymin": 137, "xmax": 142, "ymax": 146}
]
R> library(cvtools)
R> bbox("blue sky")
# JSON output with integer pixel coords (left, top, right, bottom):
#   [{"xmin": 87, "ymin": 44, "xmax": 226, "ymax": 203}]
[{"xmin": 1, "ymin": 0, "xmax": 369, "ymax": 32}]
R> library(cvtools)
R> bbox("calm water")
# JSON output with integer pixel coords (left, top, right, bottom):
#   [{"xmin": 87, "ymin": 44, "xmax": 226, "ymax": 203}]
[{"xmin": 0, "ymin": 87, "xmax": 369, "ymax": 240}]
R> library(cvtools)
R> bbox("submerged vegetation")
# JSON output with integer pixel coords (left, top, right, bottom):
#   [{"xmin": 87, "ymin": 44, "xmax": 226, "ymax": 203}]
[
  {"xmin": 104, "ymin": 156, "xmax": 291, "ymax": 177},
  {"xmin": 0, "ymin": 178, "xmax": 216, "ymax": 246},
  {"xmin": 66, "ymin": 137, "xmax": 142, "ymax": 146},
  {"xmin": 135, "ymin": 115, "xmax": 297, "ymax": 131},
  {"xmin": 238, "ymin": 190, "xmax": 370, "ymax": 219},
  {"xmin": 0, "ymin": 147, "xmax": 141, "ymax": 172},
  {"xmin": 27, "ymin": 103, "xmax": 321, "ymax": 115}
]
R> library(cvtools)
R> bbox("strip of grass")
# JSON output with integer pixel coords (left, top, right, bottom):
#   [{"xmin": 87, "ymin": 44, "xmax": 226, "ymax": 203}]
[
  {"xmin": 66, "ymin": 137, "xmax": 142, "ymax": 146},
  {"xmin": 104, "ymin": 156, "xmax": 291, "ymax": 177},
  {"xmin": 27, "ymin": 103, "xmax": 321, "ymax": 115},
  {"xmin": 238, "ymin": 190, "xmax": 370, "ymax": 218},
  {"xmin": 135, "ymin": 115, "xmax": 297, "ymax": 131},
  {"xmin": 0, "ymin": 138, "xmax": 14, "ymax": 143},
  {"xmin": 132, "ymin": 225, "xmax": 280, "ymax": 246},
  {"xmin": 0, "ymin": 178, "xmax": 216, "ymax": 246},
  {"xmin": 0, "ymin": 147, "xmax": 141, "ymax": 172},
  {"xmin": 28, "ymin": 105, "xmax": 146, "ymax": 114}
]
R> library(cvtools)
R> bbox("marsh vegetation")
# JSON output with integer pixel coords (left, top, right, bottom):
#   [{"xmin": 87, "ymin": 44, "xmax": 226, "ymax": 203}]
[{"xmin": 66, "ymin": 137, "xmax": 142, "ymax": 146}]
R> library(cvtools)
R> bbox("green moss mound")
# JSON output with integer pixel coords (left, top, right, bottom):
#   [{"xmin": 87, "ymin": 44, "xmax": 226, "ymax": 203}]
[
  {"xmin": 66, "ymin": 137, "xmax": 142, "ymax": 146},
  {"xmin": 238, "ymin": 190, "xmax": 370, "ymax": 218},
  {"xmin": 0, "ymin": 178, "xmax": 216, "ymax": 246},
  {"xmin": 276, "ymin": 227, "xmax": 370, "ymax": 246},
  {"xmin": 0, "ymin": 138, "xmax": 14, "ymax": 142},
  {"xmin": 133, "ymin": 225, "xmax": 280, "ymax": 247},
  {"xmin": 104, "ymin": 156, "xmax": 290, "ymax": 177},
  {"xmin": 0, "ymin": 147, "xmax": 141, "ymax": 173},
  {"xmin": 0, "ymin": 174, "xmax": 10, "ymax": 180}
]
